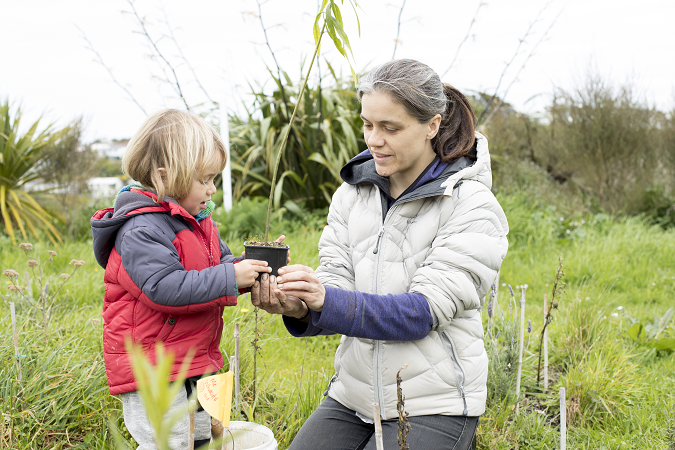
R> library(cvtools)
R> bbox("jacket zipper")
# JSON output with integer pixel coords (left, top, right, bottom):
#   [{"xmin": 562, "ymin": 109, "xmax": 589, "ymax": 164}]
[
  {"xmin": 371, "ymin": 200, "xmax": 401, "ymax": 419},
  {"xmin": 372, "ymin": 226, "xmax": 385, "ymax": 254},
  {"xmin": 442, "ymin": 331, "xmax": 469, "ymax": 416}
]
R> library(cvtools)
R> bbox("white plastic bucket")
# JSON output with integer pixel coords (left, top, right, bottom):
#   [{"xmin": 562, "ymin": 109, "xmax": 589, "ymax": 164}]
[{"xmin": 222, "ymin": 421, "xmax": 278, "ymax": 450}]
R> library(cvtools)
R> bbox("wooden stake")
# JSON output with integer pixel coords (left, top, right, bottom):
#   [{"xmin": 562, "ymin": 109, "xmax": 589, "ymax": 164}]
[
  {"xmin": 234, "ymin": 322, "xmax": 240, "ymax": 413},
  {"xmin": 515, "ymin": 285, "xmax": 526, "ymax": 414},
  {"xmin": 544, "ymin": 294, "xmax": 549, "ymax": 392},
  {"xmin": 560, "ymin": 387, "xmax": 566, "ymax": 450},
  {"xmin": 10, "ymin": 302, "xmax": 22, "ymax": 381},
  {"xmin": 493, "ymin": 272, "xmax": 500, "ymax": 317},
  {"xmin": 188, "ymin": 398, "xmax": 195, "ymax": 450},
  {"xmin": 372, "ymin": 403, "xmax": 384, "ymax": 450},
  {"xmin": 25, "ymin": 271, "xmax": 32, "ymax": 299}
]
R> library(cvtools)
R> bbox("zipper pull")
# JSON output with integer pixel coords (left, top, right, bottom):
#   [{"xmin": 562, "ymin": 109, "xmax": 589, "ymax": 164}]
[
  {"xmin": 454, "ymin": 180, "xmax": 464, "ymax": 198},
  {"xmin": 373, "ymin": 226, "xmax": 385, "ymax": 254}
]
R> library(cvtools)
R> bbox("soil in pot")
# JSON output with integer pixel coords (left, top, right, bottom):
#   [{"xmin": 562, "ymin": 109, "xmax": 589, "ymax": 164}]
[{"xmin": 244, "ymin": 241, "xmax": 289, "ymax": 277}]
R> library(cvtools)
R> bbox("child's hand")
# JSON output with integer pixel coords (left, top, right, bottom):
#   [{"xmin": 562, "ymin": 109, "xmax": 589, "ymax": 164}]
[{"xmin": 235, "ymin": 260, "xmax": 271, "ymax": 288}]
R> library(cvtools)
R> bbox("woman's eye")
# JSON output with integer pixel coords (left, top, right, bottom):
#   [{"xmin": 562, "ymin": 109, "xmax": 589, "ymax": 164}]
[
  {"xmin": 363, "ymin": 123, "xmax": 373, "ymax": 129},
  {"xmin": 385, "ymin": 128, "xmax": 396, "ymax": 133}
]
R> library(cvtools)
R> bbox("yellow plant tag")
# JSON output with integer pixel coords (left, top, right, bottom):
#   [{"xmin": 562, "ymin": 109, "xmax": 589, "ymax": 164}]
[{"xmin": 197, "ymin": 371, "xmax": 234, "ymax": 425}]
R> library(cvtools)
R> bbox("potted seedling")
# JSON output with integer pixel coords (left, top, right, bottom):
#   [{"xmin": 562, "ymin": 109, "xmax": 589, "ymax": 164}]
[{"xmin": 244, "ymin": 0, "xmax": 359, "ymax": 272}]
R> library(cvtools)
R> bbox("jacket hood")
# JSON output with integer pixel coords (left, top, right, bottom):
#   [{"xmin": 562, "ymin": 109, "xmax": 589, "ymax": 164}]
[
  {"xmin": 441, "ymin": 132, "xmax": 492, "ymax": 194},
  {"xmin": 91, "ymin": 189, "xmax": 180, "ymax": 268},
  {"xmin": 340, "ymin": 132, "xmax": 488, "ymax": 202}
]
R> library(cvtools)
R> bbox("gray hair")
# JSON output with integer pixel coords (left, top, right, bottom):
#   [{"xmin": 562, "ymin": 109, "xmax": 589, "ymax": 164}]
[
  {"xmin": 356, "ymin": 59, "xmax": 446, "ymax": 124},
  {"xmin": 356, "ymin": 59, "xmax": 477, "ymax": 161}
]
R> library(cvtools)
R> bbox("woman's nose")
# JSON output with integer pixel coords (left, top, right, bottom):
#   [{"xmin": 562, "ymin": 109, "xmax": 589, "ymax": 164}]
[{"xmin": 366, "ymin": 128, "xmax": 384, "ymax": 147}]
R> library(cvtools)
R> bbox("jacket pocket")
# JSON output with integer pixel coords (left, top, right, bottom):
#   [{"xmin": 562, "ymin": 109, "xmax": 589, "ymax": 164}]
[
  {"xmin": 156, "ymin": 316, "xmax": 176, "ymax": 343},
  {"xmin": 440, "ymin": 330, "xmax": 469, "ymax": 416}
]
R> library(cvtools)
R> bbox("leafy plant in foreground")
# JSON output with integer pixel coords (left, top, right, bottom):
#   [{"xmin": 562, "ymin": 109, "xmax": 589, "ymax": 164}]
[{"xmin": 0, "ymin": 100, "xmax": 64, "ymax": 243}]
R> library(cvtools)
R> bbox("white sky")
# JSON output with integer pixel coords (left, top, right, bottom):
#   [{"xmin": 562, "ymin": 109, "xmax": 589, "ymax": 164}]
[{"xmin": 2, "ymin": 0, "xmax": 674, "ymax": 141}]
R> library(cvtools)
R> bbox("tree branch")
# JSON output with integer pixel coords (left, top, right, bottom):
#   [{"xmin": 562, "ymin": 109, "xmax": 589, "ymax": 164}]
[
  {"xmin": 76, "ymin": 26, "xmax": 148, "ymax": 115},
  {"xmin": 159, "ymin": 5, "xmax": 216, "ymax": 107},
  {"xmin": 477, "ymin": 1, "xmax": 554, "ymax": 124},
  {"xmin": 125, "ymin": 0, "xmax": 190, "ymax": 110},
  {"xmin": 482, "ymin": 8, "xmax": 562, "ymax": 127},
  {"xmin": 391, "ymin": 0, "xmax": 407, "ymax": 60},
  {"xmin": 441, "ymin": 1, "xmax": 484, "ymax": 79}
]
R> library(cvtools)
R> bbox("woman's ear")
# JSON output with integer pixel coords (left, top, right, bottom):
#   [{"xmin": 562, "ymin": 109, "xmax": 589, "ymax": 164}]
[{"xmin": 427, "ymin": 114, "xmax": 442, "ymax": 140}]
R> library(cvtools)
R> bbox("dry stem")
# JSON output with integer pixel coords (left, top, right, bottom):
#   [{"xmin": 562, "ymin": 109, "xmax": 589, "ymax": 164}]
[
  {"xmin": 537, "ymin": 257, "xmax": 565, "ymax": 386},
  {"xmin": 396, "ymin": 364, "xmax": 411, "ymax": 450}
]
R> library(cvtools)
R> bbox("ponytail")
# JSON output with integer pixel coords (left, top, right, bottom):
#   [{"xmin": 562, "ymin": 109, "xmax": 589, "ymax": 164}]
[{"xmin": 433, "ymin": 84, "xmax": 476, "ymax": 162}]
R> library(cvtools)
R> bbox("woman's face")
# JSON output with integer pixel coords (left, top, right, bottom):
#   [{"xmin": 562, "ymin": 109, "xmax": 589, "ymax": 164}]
[{"xmin": 360, "ymin": 91, "xmax": 440, "ymax": 194}]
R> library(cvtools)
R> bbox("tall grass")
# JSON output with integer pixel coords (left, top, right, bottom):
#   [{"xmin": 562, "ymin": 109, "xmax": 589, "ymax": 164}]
[{"xmin": 1, "ymin": 195, "xmax": 674, "ymax": 449}]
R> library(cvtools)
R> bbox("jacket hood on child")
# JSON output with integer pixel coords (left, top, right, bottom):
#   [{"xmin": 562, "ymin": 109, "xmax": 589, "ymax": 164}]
[{"xmin": 91, "ymin": 188, "xmax": 240, "ymax": 395}]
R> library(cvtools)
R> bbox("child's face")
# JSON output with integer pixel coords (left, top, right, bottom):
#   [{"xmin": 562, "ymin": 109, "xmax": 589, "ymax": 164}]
[{"xmin": 179, "ymin": 171, "xmax": 218, "ymax": 216}]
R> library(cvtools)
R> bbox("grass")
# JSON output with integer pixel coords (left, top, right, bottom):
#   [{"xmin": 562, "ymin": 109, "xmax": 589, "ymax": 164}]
[{"xmin": 1, "ymin": 193, "xmax": 674, "ymax": 449}]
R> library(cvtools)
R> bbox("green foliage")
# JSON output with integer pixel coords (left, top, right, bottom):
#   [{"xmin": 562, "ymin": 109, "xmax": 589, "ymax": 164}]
[
  {"xmin": 0, "ymin": 100, "xmax": 64, "ymax": 244},
  {"xmin": 2, "ymin": 197, "xmax": 675, "ymax": 448},
  {"xmin": 229, "ymin": 67, "xmax": 364, "ymax": 211},
  {"xmin": 626, "ymin": 307, "xmax": 675, "ymax": 352}
]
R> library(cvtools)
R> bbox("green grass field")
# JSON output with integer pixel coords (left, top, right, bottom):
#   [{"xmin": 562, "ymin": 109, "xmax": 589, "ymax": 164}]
[{"xmin": 1, "ymin": 194, "xmax": 674, "ymax": 449}]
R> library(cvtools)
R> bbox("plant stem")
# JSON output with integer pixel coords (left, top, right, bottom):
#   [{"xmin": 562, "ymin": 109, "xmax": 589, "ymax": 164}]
[
  {"xmin": 234, "ymin": 322, "xmax": 240, "ymax": 417},
  {"xmin": 264, "ymin": 22, "xmax": 327, "ymax": 242},
  {"xmin": 373, "ymin": 403, "xmax": 384, "ymax": 450}
]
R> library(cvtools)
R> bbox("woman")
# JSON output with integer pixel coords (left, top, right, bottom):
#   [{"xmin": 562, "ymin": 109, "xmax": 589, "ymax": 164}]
[{"xmin": 252, "ymin": 59, "xmax": 509, "ymax": 450}]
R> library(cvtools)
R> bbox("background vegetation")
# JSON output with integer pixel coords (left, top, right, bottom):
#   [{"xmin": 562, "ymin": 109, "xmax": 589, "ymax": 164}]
[{"xmin": 1, "ymin": 194, "xmax": 674, "ymax": 449}]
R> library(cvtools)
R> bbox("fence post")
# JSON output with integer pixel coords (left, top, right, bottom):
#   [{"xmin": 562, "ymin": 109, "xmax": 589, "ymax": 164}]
[
  {"xmin": 560, "ymin": 387, "xmax": 566, "ymax": 450},
  {"xmin": 544, "ymin": 294, "xmax": 549, "ymax": 392},
  {"xmin": 515, "ymin": 285, "xmax": 526, "ymax": 414},
  {"xmin": 10, "ymin": 302, "xmax": 22, "ymax": 381},
  {"xmin": 234, "ymin": 322, "xmax": 240, "ymax": 415},
  {"xmin": 372, "ymin": 403, "xmax": 384, "ymax": 450}
]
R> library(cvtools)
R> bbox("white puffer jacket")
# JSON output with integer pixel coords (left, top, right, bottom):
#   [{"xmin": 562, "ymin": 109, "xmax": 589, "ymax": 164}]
[{"xmin": 315, "ymin": 132, "xmax": 508, "ymax": 420}]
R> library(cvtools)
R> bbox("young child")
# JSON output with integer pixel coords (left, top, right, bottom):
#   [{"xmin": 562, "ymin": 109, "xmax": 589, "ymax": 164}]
[{"xmin": 91, "ymin": 109, "xmax": 273, "ymax": 449}]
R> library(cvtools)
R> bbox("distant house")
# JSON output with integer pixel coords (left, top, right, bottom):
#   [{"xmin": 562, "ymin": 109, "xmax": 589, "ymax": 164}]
[
  {"xmin": 91, "ymin": 142, "xmax": 127, "ymax": 160},
  {"xmin": 88, "ymin": 177, "xmax": 125, "ymax": 200}
]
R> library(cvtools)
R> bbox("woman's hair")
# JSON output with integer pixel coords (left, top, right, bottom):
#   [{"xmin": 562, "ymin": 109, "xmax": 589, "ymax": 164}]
[
  {"xmin": 356, "ymin": 59, "xmax": 476, "ymax": 161},
  {"xmin": 122, "ymin": 109, "xmax": 226, "ymax": 201}
]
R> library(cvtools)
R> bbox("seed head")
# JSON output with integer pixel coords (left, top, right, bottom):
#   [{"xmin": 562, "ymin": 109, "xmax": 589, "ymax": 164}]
[
  {"xmin": 47, "ymin": 250, "xmax": 57, "ymax": 256},
  {"xmin": 8, "ymin": 285, "xmax": 25, "ymax": 291},
  {"xmin": 3, "ymin": 269, "xmax": 19, "ymax": 278},
  {"xmin": 59, "ymin": 273, "xmax": 71, "ymax": 280},
  {"xmin": 18, "ymin": 243, "xmax": 33, "ymax": 252},
  {"xmin": 27, "ymin": 260, "xmax": 39, "ymax": 268},
  {"xmin": 69, "ymin": 259, "xmax": 85, "ymax": 267}
]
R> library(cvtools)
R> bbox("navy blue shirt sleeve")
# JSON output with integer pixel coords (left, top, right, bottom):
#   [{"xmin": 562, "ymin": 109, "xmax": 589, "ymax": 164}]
[{"xmin": 283, "ymin": 286, "xmax": 433, "ymax": 341}]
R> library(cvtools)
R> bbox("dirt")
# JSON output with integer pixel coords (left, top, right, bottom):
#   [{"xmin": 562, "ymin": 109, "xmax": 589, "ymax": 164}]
[{"xmin": 244, "ymin": 240, "xmax": 289, "ymax": 248}]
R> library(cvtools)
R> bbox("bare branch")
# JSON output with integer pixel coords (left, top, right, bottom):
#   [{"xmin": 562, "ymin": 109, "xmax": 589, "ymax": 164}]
[
  {"xmin": 125, "ymin": 0, "xmax": 190, "ymax": 110},
  {"xmin": 75, "ymin": 26, "xmax": 148, "ymax": 115},
  {"xmin": 482, "ymin": 8, "xmax": 562, "ymax": 127},
  {"xmin": 256, "ymin": 0, "xmax": 291, "ymax": 120},
  {"xmin": 392, "ymin": 0, "xmax": 407, "ymax": 60},
  {"xmin": 477, "ymin": 1, "xmax": 554, "ymax": 124},
  {"xmin": 441, "ymin": 1, "xmax": 485, "ymax": 79},
  {"xmin": 159, "ymin": 5, "xmax": 216, "ymax": 106}
]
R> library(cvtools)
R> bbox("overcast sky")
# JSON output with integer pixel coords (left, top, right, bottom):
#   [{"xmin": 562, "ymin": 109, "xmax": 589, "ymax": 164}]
[{"xmin": 2, "ymin": 0, "xmax": 674, "ymax": 142}]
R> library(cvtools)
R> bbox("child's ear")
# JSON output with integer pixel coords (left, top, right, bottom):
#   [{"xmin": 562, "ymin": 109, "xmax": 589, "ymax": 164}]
[{"xmin": 156, "ymin": 168, "xmax": 168, "ymax": 184}]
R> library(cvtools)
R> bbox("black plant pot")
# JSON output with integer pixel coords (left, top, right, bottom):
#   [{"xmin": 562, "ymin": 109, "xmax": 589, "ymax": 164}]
[{"xmin": 244, "ymin": 243, "xmax": 289, "ymax": 277}]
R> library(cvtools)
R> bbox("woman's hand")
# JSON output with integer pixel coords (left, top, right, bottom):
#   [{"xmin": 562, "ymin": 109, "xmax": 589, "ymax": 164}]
[
  {"xmin": 251, "ymin": 273, "xmax": 308, "ymax": 319},
  {"xmin": 234, "ymin": 260, "xmax": 271, "ymax": 288},
  {"xmin": 276, "ymin": 265, "xmax": 326, "ymax": 312}
]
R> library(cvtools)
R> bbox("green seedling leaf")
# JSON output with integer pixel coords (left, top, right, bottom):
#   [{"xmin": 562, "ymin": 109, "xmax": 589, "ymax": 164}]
[
  {"xmin": 655, "ymin": 337, "xmax": 675, "ymax": 351},
  {"xmin": 627, "ymin": 322, "xmax": 645, "ymax": 341}
]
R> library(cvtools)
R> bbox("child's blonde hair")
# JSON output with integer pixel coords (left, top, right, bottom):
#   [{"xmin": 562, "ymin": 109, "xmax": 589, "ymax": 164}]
[{"xmin": 123, "ymin": 109, "xmax": 226, "ymax": 201}]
